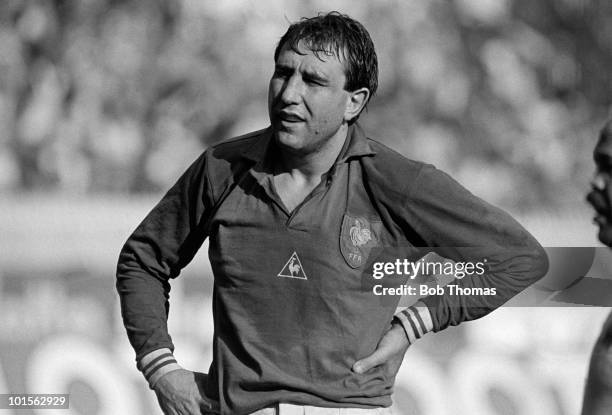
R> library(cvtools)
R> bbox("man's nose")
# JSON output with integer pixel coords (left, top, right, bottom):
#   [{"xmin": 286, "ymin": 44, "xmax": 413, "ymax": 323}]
[{"xmin": 280, "ymin": 75, "xmax": 303, "ymax": 104}]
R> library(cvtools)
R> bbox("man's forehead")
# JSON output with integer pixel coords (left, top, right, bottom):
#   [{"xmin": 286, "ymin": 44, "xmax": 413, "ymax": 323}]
[
  {"xmin": 595, "ymin": 127, "xmax": 612, "ymax": 170},
  {"xmin": 276, "ymin": 41, "xmax": 345, "ymax": 70}
]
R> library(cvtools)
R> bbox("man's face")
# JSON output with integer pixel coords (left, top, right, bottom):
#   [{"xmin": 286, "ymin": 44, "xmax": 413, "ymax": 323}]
[
  {"xmin": 588, "ymin": 122, "xmax": 612, "ymax": 246},
  {"xmin": 268, "ymin": 43, "xmax": 352, "ymax": 154}
]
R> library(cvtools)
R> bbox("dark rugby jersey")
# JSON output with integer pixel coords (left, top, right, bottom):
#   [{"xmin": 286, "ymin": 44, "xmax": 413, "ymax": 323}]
[{"xmin": 117, "ymin": 124, "xmax": 548, "ymax": 415}]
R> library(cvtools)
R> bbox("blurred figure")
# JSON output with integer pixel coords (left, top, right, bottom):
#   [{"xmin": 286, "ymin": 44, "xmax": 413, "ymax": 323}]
[
  {"xmin": 588, "ymin": 121, "xmax": 612, "ymax": 246},
  {"xmin": 583, "ymin": 120, "xmax": 612, "ymax": 415}
]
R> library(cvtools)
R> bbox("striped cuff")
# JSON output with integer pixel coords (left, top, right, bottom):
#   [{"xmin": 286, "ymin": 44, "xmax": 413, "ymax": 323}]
[
  {"xmin": 137, "ymin": 348, "xmax": 182, "ymax": 389},
  {"xmin": 393, "ymin": 301, "xmax": 434, "ymax": 344}
]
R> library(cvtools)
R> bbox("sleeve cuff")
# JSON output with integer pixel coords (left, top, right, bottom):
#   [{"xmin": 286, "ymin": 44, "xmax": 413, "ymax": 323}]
[
  {"xmin": 393, "ymin": 301, "xmax": 434, "ymax": 344},
  {"xmin": 137, "ymin": 348, "xmax": 183, "ymax": 389}
]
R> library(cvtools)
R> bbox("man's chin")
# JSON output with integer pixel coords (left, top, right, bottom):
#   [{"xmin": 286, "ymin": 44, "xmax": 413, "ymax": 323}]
[
  {"xmin": 598, "ymin": 226, "xmax": 612, "ymax": 247},
  {"xmin": 274, "ymin": 130, "xmax": 307, "ymax": 153}
]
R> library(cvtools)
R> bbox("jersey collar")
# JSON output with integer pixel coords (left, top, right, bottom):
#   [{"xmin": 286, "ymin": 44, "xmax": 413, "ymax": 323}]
[
  {"xmin": 336, "ymin": 123, "xmax": 377, "ymax": 164},
  {"xmin": 239, "ymin": 123, "xmax": 376, "ymax": 165},
  {"xmin": 240, "ymin": 127, "xmax": 273, "ymax": 164}
]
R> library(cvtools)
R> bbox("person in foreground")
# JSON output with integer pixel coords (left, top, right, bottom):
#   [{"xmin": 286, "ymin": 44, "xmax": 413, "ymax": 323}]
[
  {"xmin": 584, "ymin": 120, "xmax": 612, "ymax": 415},
  {"xmin": 116, "ymin": 12, "xmax": 548, "ymax": 415}
]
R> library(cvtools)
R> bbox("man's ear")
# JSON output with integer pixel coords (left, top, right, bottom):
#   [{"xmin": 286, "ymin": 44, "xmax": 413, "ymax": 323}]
[{"xmin": 344, "ymin": 88, "xmax": 370, "ymax": 122}]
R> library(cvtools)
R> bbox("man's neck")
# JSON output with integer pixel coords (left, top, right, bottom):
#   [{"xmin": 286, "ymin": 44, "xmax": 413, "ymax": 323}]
[{"xmin": 274, "ymin": 124, "xmax": 349, "ymax": 181}]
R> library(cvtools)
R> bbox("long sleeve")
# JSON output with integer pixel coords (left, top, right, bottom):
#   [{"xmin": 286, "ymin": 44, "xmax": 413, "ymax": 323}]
[
  {"xmin": 116, "ymin": 151, "xmax": 212, "ymax": 380},
  {"xmin": 400, "ymin": 164, "xmax": 549, "ymax": 332}
]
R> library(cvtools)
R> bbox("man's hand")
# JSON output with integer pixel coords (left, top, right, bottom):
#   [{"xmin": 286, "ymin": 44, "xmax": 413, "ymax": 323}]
[
  {"xmin": 352, "ymin": 321, "xmax": 410, "ymax": 377},
  {"xmin": 153, "ymin": 369, "xmax": 219, "ymax": 415}
]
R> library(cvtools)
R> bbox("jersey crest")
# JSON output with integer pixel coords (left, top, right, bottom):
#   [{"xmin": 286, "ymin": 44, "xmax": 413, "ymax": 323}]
[
  {"xmin": 340, "ymin": 214, "xmax": 380, "ymax": 268},
  {"xmin": 350, "ymin": 218, "xmax": 372, "ymax": 246},
  {"xmin": 277, "ymin": 251, "xmax": 308, "ymax": 279}
]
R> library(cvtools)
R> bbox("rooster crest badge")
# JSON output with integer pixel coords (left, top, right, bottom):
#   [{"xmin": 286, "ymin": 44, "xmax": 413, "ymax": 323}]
[
  {"xmin": 340, "ymin": 214, "xmax": 380, "ymax": 268},
  {"xmin": 350, "ymin": 218, "xmax": 371, "ymax": 247}
]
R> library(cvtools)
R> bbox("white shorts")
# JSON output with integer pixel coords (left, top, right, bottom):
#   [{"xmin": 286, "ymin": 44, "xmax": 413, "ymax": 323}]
[{"xmin": 249, "ymin": 403, "xmax": 394, "ymax": 415}]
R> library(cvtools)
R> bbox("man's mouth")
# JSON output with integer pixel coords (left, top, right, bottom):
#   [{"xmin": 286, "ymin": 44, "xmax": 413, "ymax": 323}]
[{"xmin": 278, "ymin": 111, "xmax": 304, "ymax": 123}]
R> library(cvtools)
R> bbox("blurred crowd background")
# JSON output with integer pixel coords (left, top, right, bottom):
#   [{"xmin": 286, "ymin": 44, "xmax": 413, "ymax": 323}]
[
  {"xmin": 1, "ymin": 0, "xmax": 611, "ymax": 414},
  {"xmin": 0, "ymin": 0, "xmax": 610, "ymax": 209}
]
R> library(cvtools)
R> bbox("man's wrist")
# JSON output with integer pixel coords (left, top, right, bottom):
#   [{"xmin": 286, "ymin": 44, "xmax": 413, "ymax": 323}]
[
  {"xmin": 393, "ymin": 301, "xmax": 434, "ymax": 344},
  {"xmin": 137, "ymin": 348, "xmax": 183, "ymax": 389}
]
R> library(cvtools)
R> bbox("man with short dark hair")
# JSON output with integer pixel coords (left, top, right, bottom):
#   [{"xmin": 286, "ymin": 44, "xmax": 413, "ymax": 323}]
[
  {"xmin": 117, "ymin": 12, "xmax": 548, "ymax": 415},
  {"xmin": 583, "ymin": 120, "xmax": 612, "ymax": 415}
]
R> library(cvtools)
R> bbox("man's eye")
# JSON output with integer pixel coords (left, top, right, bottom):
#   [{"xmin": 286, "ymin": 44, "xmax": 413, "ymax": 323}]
[
  {"xmin": 273, "ymin": 69, "xmax": 290, "ymax": 78},
  {"xmin": 304, "ymin": 77, "xmax": 323, "ymax": 86}
]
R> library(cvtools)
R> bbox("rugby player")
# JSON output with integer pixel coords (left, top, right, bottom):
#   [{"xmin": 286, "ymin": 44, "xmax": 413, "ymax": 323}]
[{"xmin": 116, "ymin": 12, "xmax": 548, "ymax": 415}]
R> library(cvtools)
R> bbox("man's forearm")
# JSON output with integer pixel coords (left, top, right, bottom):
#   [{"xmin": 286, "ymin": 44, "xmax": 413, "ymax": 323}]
[
  {"xmin": 117, "ymin": 254, "xmax": 186, "ymax": 388},
  {"xmin": 116, "ymin": 260, "xmax": 175, "ymax": 359},
  {"xmin": 423, "ymin": 245, "xmax": 548, "ymax": 331}
]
